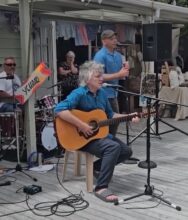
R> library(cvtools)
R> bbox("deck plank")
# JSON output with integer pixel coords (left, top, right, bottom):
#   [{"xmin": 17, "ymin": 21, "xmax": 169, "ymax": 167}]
[{"xmin": 0, "ymin": 118, "xmax": 188, "ymax": 219}]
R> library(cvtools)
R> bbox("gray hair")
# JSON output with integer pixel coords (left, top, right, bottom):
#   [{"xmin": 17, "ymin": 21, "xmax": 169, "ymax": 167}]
[
  {"xmin": 4, "ymin": 56, "xmax": 15, "ymax": 62},
  {"xmin": 79, "ymin": 61, "xmax": 104, "ymax": 86},
  {"xmin": 66, "ymin": 51, "xmax": 75, "ymax": 57}
]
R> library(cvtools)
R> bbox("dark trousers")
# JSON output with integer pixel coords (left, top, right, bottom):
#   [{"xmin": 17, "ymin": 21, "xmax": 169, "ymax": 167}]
[
  {"xmin": 0, "ymin": 103, "xmax": 22, "ymax": 113},
  {"xmin": 0, "ymin": 103, "xmax": 15, "ymax": 112},
  {"xmin": 81, "ymin": 136, "xmax": 132, "ymax": 191},
  {"xmin": 108, "ymin": 98, "xmax": 119, "ymax": 136}
]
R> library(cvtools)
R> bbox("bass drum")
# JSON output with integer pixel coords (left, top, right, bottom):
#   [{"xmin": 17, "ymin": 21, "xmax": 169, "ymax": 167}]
[
  {"xmin": 0, "ymin": 111, "xmax": 23, "ymax": 140},
  {"xmin": 41, "ymin": 122, "xmax": 57, "ymax": 151}
]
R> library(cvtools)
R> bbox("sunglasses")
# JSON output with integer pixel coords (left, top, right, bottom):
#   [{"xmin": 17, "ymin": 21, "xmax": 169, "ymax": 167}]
[{"xmin": 5, "ymin": 63, "xmax": 16, "ymax": 67}]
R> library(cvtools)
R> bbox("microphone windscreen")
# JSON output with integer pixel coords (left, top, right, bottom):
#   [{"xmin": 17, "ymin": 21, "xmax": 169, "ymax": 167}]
[{"xmin": 6, "ymin": 75, "xmax": 14, "ymax": 79}]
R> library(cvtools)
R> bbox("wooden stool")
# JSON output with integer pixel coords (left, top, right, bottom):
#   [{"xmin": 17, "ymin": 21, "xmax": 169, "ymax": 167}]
[{"xmin": 63, "ymin": 150, "xmax": 94, "ymax": 192}]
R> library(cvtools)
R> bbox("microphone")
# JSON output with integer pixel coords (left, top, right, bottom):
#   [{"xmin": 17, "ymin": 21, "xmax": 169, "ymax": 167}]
[
  {"xmin": 102, "ymin": 83, "xmax": 123, "ymax": 88},
  {"xmin": 6, "ymin": 75, "xmax": 14, "ymax": 80}
]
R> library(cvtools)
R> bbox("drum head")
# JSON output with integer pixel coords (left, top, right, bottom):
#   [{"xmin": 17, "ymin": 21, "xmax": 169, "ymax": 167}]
[{"xmin": 41, "ymin": 122, "xmax": 57, "ymax": 151}]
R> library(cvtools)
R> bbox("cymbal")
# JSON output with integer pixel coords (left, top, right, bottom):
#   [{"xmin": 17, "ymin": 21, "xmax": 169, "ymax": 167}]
[{"xmin": 47, "ymin": 81, "xmax": 64, "ymax": 89}]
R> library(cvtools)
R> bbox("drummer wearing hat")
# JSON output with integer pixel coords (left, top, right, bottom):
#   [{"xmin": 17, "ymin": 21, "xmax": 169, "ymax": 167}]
[{"xmin": 94, "ymin": 29, "xmax": 129, "ymax": 136}]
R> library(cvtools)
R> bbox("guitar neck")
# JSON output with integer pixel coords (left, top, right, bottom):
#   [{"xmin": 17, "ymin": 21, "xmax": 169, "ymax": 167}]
[
  {"xmin": 98, "ymin": 113, "xmax": 138, "ymax": 127},
  {"xmin": 98, "ymin": 111, "xmax": 155, "ymax": 128}
]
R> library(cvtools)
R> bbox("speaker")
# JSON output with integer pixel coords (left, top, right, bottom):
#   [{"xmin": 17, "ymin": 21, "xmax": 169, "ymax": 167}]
[{"xmin": 142, "ymin": 23, "xmax": 172, "ymax": 61}]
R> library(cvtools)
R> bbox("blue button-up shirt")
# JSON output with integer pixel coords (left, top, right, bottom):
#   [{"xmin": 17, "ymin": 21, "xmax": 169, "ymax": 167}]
[
  {"xmin": 94, "ymin": 47, "xmax": 122, "ymax": 98},
  {"xmin": 54, "ymin": 86, "xmax": 114, "ymax": 120}
]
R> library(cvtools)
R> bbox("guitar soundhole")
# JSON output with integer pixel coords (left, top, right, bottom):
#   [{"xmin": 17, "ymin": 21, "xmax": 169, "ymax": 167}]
[
  {"xmin": 78, "ymin": 120, "xmax": 99, "ymax": 139},
  {"xmin": 89, "ymin": 120, "xmax": 99, "ymax": 132},
  {"xmin": 80, "ymin": 120, "xmax": 99, "ymax": 139}
]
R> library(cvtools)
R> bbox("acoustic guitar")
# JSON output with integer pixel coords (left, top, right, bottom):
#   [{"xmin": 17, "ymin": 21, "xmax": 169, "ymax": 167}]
[{"xmin": 55, "ymin": 109, "xmax": 154, "ymax": 151}]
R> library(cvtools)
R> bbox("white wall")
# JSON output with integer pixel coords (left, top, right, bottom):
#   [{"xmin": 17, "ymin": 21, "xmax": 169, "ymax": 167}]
[{"xmin": 0, "ymin": 21, "xmax": 22, "ymax": 78}]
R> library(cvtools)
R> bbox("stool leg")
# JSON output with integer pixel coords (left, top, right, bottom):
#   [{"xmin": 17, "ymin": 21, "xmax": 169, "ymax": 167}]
[
  {"xmin": 74, "ymin": 151, "xmax": 81, "ymax": 176},
  {"xmin": 85, "ymin": 152, "xmax": 94, "ymax": 193},
  {"xmin": 62, "ymin": 151, "xmax": 69, "ymax": 180}
]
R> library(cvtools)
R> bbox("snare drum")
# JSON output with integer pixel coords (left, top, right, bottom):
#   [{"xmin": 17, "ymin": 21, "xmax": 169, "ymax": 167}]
[
  {"xmin": 0, "ymin": 112, "xmax": 23, "ymax": 140},
  {"xmin": 37, "ymin": 95, "xmax": 55, "ymax": 110}
]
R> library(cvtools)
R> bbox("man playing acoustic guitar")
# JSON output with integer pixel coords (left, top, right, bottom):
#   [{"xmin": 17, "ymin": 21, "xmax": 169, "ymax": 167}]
[{"xmin": 55, "ymin": 61, "xmax": 140, "ymax": 203}]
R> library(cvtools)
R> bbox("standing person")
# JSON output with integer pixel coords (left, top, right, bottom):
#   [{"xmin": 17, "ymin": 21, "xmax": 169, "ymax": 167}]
[
  {"xmin": 94, "ymin": 30, "xmax": 129, "ymax": 136},
  {"xmin": 58, "ymin": 51, "xmax": 79, "ymax": 100},
  {"xmin": 0, "ymin": 57, "xmax": 21, "ymax": 112},
  {"xmin": 55, "ymin": 61, "xmax": 139, "ymax": 202}
]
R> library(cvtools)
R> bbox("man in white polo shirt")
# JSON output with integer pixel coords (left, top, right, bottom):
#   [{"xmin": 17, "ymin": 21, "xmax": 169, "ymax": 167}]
[{"xmin": 0, "ymin": 57, "xmax": 21, "ymax": 112}]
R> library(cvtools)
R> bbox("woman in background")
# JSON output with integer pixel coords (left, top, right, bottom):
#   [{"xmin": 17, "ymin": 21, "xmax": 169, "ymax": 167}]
[{"xmin": 58, "ymin": 51, "xmax": 79, "ymax": 100}]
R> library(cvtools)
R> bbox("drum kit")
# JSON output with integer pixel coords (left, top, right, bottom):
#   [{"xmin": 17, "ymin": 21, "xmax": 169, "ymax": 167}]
[
  {"xmin": 0, "ymin": 94, "xmax": 59, "ymax": 158},
  {"xmin": 0, "ymin": 106, "xmax": 24, "ymax": 162},
  {"xmin": 35, "ymin": 94, "xmax": 58, "ymax": 152},
  {"xmin": 35, "ymin": 80, "xmax": 66, "ymax": 152},
  {"xmin": 0, "ymin": 96, "xmax": 22, "ymax": 139},
  {"xmin": 0, "ymin": 112, "xmax": 22, "ymax": 141},
  {"xmin": 0, "ymin": 78, "xmax": 65, "ymax": 160}
]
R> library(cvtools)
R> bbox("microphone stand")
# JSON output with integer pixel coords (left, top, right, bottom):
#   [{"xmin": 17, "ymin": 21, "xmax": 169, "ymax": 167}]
[
  {"xmin": 117, "ymin": 88, "xmax": 188, "ymax": 144},
  {"xmin": 114, "ymin": 90, "xmax": 182, "ymax": 211},
  {"xmin": 7, "ymin": 76, "xmax": 37, "ymax": 182}
]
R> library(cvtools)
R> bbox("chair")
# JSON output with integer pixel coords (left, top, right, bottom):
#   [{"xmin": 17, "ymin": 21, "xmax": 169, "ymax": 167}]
[{"xmin": 62, "ymin": 150, "xmax": 94, "ymax": 192}]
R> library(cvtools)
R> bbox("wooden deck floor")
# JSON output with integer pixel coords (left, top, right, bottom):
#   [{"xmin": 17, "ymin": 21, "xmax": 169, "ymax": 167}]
[{"xmin": 0, "ymin": 118, "xmax": 188, "ymax": 219}]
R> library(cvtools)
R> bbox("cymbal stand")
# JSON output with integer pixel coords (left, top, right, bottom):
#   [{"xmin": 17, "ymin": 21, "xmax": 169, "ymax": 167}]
[
  {"xmin": 14, "ymin": 109, "xmax": 23, "ymax": 170},
  {"xmin": 114, "ymin": 96, "xmax": 181, "ymax": 211}
]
